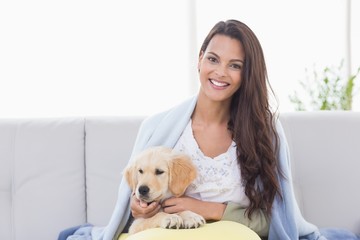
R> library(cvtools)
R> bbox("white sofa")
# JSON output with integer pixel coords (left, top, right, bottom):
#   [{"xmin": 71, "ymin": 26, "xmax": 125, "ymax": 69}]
[{"xmin": 1, "ymin": 112, "xmax": 359, "ymax": 240}]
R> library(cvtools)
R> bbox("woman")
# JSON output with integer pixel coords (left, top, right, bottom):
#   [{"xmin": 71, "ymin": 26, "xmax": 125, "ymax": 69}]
[
  {"xmin": 131, "ymin": 19, "xmax": 276, "ymax": 238},
  {"xmin": 61, "ymin": 19, "xmax": 359, "ymax": 240}
]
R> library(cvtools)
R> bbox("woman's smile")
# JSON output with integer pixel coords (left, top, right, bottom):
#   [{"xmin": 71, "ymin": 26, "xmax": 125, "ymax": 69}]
[{"xmin": 209, "ymin": 79, "xmax": 230, "ymax": 89}]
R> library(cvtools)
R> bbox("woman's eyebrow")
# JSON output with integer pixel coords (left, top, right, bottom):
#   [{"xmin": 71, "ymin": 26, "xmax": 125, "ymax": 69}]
[{"xmin": 208, "ymin": 51, "xmax": 244, "ymax": 63}]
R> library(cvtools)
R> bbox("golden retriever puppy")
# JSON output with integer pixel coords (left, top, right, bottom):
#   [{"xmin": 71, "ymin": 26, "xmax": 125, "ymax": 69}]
[{"xmin": 124, "ymin": 146, "xmax": 206, "ymax": 234}]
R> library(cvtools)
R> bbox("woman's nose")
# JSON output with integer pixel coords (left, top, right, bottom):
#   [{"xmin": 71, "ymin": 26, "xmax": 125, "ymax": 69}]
[{"xmin": 214, "ymin": 65, "xmax": 227, "ymax": 77}]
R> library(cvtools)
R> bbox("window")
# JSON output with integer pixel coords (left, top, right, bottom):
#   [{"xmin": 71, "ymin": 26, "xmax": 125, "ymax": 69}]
[
  {"xmin": 351, "ymin": 0, "xmax": 360, "ymax": 110},
  {"xmin": 0, "ymin": 0, "xmax": 358, "ymax": 118}
]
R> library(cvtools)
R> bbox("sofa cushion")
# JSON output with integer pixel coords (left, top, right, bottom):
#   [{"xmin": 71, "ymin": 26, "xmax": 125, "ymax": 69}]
[
  {"xmin": 0, "ymin": 118, "xmax": 86, "ymax": 240},
  {"xmin": 85, "ymin": 117, "xmax": 143, "ymax": 226},
  {"xmin": 0, "ymin": 120, "xmax": 17, "ymax": 240},
  {"xmin": 280, "ymin": 111, "xmax": 360, "ymax": 234}
]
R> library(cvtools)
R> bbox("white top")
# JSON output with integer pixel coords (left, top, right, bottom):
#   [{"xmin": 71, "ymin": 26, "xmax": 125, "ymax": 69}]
[{"xmin": 173, "ymin": 120, "xmax": 249, "ymax": 206}]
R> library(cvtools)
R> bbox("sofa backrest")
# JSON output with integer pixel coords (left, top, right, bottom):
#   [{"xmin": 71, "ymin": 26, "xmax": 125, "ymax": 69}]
[
  {"xmin": 0, "ymin": 118, "xmax": 86, "ymax": 240},
  {"xmin": 1, "ymin": 112, "xmax": 359, "ymax": 240},
  {"xmin": 84, "ymin": 117, "xmax": 143, "ymax": 226},
  {"xmin": 280, "ymin": 111, "xmax": 360, "ymax": 235}
]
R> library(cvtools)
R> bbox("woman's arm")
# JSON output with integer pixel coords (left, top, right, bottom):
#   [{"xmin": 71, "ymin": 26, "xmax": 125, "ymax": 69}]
[
  {"xmin": 222, "ymin": 202, "xmax": 269, "ymax": 237},
  {"xmin": 130, "ymin": 194, "xmax": 224, "ymax": 221},
  {"xmin": 162, "ymin": 196, "xmax": 269, "ymax": 237},
  {"xmin": 161, "ymin": 196, "xmax": 226, "ymax": 220}
]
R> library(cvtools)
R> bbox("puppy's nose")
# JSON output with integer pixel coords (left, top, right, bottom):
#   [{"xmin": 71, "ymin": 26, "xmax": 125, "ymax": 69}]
[{"xmin": 138, "ymin": 185, "xmax": 150, "ymax": 196}]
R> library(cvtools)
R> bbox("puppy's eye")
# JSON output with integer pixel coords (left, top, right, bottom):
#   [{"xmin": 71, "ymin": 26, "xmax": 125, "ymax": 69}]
[
  {"xmin": 138, "ymin": 169, "xmax": 143, "ymax": 174},
  {"xmin": 155, "ymin": 169, "xmax": 164, "ymax": 175}
]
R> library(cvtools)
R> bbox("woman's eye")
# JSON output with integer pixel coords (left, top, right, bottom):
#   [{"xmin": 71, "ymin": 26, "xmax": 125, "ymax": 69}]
[
  {"xmin": 207, "ymin": 57, "xmax": 217, "ymax": 63},
  {"xmin": 230, "ymin": 64, "xmax": 242, "ymax": 70},
  {"xmin": 155, "ymin": 169, "xmax": 164, "ymax": 175}
]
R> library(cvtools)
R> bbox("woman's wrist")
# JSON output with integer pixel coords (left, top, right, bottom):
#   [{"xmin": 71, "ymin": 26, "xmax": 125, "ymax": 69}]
[{"xmin": 203, "ymin": 201, "xmax": 226, "ymax": 220}]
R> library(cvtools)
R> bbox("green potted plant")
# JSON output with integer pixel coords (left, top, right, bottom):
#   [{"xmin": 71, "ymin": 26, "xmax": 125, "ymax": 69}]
[{"xmin": 289, "ymin": 60, "xmax": 360, "ymax": 111}]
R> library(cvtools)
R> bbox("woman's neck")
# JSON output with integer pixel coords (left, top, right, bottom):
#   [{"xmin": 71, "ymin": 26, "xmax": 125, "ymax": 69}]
[{"xmin": 192, "ymin": 94, "xmax": 231, "ymax": 126}]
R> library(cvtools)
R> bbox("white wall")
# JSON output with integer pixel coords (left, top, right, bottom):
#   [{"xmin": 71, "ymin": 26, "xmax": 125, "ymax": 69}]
[
  {"xmin": 0, "ymin": 0, "xmax": 194, "ymax": 117},
  {"xmin": 0, "ymin": 0, "xmax": 358, "ymax": 118}
]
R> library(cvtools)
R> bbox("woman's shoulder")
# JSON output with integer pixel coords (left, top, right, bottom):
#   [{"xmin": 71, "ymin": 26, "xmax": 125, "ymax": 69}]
[
  {"xmin": 272, "ymin": 114, "xmax": 286, "ymax": 139},
  {"xmin": 132, "ymin": 95, "xmax": 197, "ymax": 150},
  {"xmin": 140, "ymin": 95, "xmax": 197, "ymax": 130}
]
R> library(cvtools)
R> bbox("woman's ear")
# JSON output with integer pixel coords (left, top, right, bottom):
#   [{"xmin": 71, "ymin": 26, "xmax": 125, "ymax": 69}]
[
  {"xmin": 168, "ymin": 154, "xmax": 197, "ymax": 197},
  {"xmin": 123, "ymin": 163, "xmax": 137, "ymax": 191}
]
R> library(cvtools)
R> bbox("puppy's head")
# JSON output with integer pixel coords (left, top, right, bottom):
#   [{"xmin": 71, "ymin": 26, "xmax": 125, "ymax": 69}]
[{"xmin": 124, "ymin": 146, "xmax": 196, "ymax": 203}]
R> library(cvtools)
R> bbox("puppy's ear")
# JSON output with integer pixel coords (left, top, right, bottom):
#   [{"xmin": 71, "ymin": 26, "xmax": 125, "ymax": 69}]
[
  {"xmin": 168, "ymin": 153, "xmax": 197, "ymax": 197},
  {"xmin": 123, "ymin": 163, "xmax": 137, "ymax": 191}
]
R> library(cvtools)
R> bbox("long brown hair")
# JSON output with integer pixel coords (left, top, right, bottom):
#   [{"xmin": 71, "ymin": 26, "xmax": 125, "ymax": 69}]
[{"xmin": 200, "ymin": 20, "xmax": 281, "ymax": 218}]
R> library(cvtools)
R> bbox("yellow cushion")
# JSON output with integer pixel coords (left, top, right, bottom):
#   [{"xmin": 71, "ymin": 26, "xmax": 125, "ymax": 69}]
[{"xmin": 118, "ymin": 221, "xmax": 261, "ymax": 240}]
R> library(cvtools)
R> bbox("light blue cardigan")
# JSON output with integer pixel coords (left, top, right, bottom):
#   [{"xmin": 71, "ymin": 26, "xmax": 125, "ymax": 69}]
[{"xmin": 68, "ymin": 95, "xmax": 325, "ymax": 240}]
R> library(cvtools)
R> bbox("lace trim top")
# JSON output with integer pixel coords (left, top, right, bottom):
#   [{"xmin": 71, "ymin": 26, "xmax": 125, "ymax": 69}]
[{"xmin": 173, "ymin": 119, "xmax": 249, "ymax": 206}]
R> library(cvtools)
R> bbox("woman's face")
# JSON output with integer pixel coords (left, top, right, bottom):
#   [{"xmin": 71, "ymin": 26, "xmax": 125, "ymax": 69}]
[{"xmin": 198, "ymin": 34, "xmax": 244, "ymax": 103}]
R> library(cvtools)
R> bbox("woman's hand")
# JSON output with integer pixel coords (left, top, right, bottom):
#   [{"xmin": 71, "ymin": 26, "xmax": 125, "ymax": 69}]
[
  {"xmin": 130, "ymin": 193, "xmax": 161, "ymax": 219},
  {"xmin": 161, "ymin": 196, "xmax": 226, "ymax": 221}
]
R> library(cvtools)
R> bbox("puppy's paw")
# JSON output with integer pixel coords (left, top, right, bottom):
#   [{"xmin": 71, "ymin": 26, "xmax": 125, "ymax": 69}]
[
  {"xmin": 179, "ymin": 210, "xmax": 206, "ymax": 229},
  {"xmin": 160, "ymin": 214, "xmax": 183, "ymax": 229},
  {"xmin": 128, "ymin": 218, "xmax": 145, "ymax": 235}
]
